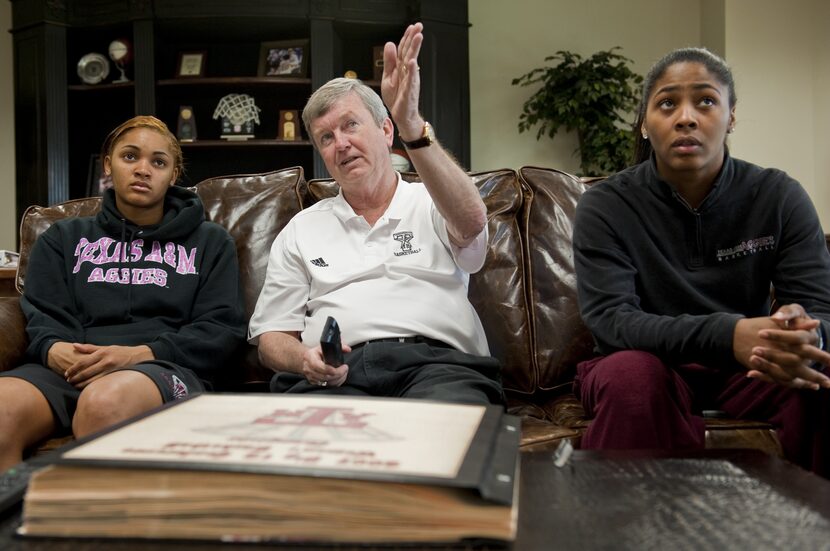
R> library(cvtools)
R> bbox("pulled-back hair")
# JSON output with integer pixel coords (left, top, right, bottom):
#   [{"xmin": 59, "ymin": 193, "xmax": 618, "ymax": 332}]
[
  {"xmin": 633, "ymin": 48, "xmax": 737, "ymax": 165},
  {"xmin": 101, "ymin": 115, "xmax": 184, "ymax": 180},
  {"xmin": 302, "ymin": 78, "xmax": 388, "ymax": 147}
]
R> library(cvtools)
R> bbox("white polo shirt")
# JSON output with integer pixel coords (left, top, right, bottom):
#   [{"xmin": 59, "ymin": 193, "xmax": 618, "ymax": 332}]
[{"xmin": 248, "ymin": 174, "xmax": 489, "ymax": 356}]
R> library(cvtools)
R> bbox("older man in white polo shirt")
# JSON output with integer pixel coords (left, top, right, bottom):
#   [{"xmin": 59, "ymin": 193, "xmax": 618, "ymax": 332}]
[{"xmin": 247, "ymin": 23, "xmax": 503, "ymax": 405}]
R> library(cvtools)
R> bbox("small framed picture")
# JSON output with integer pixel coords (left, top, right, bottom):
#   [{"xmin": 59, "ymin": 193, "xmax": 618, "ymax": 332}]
[
  {"xmin": 86, "ymin": 154, "xmax": 114, "ymax": 197},
  {"xmin": 258, "ymin": 40, "xmax": 308, "ymax": 78},
  {"xmin": 176, "ymin": 51, "xmax": 207, "ymax": 78}
]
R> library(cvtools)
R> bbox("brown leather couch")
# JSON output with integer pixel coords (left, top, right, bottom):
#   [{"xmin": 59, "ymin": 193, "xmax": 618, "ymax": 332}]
[{"xmin": 0, "ymin": 166, "xmax": 784, "ymax": 455}]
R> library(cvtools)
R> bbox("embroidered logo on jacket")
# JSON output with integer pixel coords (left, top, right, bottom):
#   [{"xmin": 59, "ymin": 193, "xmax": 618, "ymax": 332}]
[
  {"xmin": 393, "ymin": 231, "xmax": 421, "ymax": 256},
  {"xmin": 716, "ymin": 235, "xmax": 775, "ymax": 261},
  {"xmin": 73, "ymin": 237, "xmax": 197, "ymax": 287},
  {"xmin": 310, "ymin": 257, "xmax": 329, "ymax": 267}
]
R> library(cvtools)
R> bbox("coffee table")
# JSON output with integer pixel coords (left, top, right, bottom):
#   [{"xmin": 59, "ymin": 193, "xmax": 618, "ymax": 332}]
[
  {"xmin": 2, "ymin": 448, "xmax": 829, "ymax": 549},
  {"xmin": 517, "ymin": 448, "xmax": 830, "ymax": 550}
]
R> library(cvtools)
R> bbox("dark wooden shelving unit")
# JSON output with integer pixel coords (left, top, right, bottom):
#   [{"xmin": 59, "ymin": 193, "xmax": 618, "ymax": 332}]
[{"xmin": 11, "ymin": 0, "xmax": 470, "ymax": 226}]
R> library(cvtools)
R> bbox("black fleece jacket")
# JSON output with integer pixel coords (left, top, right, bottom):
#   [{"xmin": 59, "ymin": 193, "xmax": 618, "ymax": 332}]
[
  {"xmin": 20, "ymin": 186, "xmax": 247, "ymax": 380},
  {"xmin": 574, "ymin": 154, "xmax": 830, "ymax": 368}
]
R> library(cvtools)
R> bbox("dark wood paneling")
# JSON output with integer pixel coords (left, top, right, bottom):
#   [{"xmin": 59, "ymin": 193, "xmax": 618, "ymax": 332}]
[
  {"xmin": 132, "ymin": 18, "xmax": 154, "ymax": 114},
  {"xmin": 10, "ymin": 0, "xmax": 67, "ymax": 29},
  {"xmin": 315, "ymin": 0, "xmax": 408, "ymax": 23},
  {"xmin": 13, "ymin": 22, "xmax": 69, "ymax": 217},
  {"xmin": 418, "ymin": 0, "xmax": 467, "ymax": 25},
  {"xmin": 420, "ymin": 19, "xmax": 470, "ymax": 169},
  {"xmin": 152, "ymin": 0, "xmax": 308, "ymax": 19}
]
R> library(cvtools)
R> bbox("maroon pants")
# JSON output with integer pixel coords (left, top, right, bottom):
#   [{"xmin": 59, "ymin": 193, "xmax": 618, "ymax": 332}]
[{"xmin": 574, "ymin": 350, "xmax": 830, "ymax": 477}]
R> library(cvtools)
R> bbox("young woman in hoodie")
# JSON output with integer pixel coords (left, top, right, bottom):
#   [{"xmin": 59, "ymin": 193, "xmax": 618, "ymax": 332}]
[
  {"xmin": 0, "ymin": 116, "xmax": 247, "ymax": 470},
  {"xmin": 572, "ymin": 48, "xmax": 830, "ymax": 476}
]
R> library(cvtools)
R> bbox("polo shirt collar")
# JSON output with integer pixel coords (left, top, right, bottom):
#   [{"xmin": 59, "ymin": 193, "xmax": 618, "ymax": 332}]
[{"xmin": 331, "ymin": 172, "xmax": 408, "ymax": 223}]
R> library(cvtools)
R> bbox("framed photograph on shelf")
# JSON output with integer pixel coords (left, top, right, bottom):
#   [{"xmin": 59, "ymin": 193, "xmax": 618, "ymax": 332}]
[
  {"xmin": 176, "ymin": 51, "xmax": 207, "ymax": 78},
  {"xmin": 86, "ymin": 155, "xmax": 114, "ymax": 197},
  {"xmin": 258, "ymin": 40, "xmax": 308, "ymax": 77}
]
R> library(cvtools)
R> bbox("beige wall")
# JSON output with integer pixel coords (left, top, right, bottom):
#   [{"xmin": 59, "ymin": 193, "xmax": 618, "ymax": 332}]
[
  {"xmin": 0, "ymin": 2, "xmax": 15, "ymax": 250},
  {"xmin": 815, "ymin": 1, "xmax": 830, "ymax": 229},
  {"xmin": 470, "ymin": 0, "xmax": 830, "ymax": 228},
  {"xmin": 725, "ymin": 0, "xmax": 829, "ymax": 229}
]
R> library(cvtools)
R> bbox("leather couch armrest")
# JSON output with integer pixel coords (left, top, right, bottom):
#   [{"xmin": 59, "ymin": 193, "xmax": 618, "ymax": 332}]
[{"xmin": 0, "ymin": 297, "xmax": 27, "ymax": 372}]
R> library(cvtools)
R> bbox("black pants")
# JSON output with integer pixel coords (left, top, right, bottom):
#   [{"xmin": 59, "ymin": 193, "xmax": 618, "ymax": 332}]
[{"xmin": 270, "ymin": 341, "xmax": 504, "ymax": 406}]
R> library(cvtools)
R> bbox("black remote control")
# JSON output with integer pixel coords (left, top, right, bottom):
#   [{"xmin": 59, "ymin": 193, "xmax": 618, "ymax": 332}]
[{"xmin": 320, "ymin": 316, "xmax": 345, "ymax": 366}]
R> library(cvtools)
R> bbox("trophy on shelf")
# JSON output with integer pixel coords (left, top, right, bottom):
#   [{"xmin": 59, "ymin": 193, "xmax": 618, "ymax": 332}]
[
  {"xmin": 213, "ymin": 94, "xmax": 261, "ymax": 140},
  {"xmin": 77, "ymin": 53, "xmax": 110, "ymax": 85},
  {"xmin": 278, "ymin": 110, "xmax": 299, "ymax": 141},
  {"xmin": 177, "ymin": 106, "xmax": 197, "ymax": 143},
  {"xmin": 108, "ymin": 39, "xmax": 132, "ymax": 83}
]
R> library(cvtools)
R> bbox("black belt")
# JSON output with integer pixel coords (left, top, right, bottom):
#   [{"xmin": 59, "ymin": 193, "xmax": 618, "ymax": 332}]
[{"xmin": 352, "ymin": 336, "xmax": 452, "ymax": 350}]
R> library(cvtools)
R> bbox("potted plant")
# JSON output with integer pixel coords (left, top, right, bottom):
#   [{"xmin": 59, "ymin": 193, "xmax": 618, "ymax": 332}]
[{"xmin": 512, "ymin": 48, "xmax": 643, "ymax": 176}]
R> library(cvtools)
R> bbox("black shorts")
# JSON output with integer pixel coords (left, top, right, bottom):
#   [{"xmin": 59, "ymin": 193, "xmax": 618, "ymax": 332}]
[{"xmin": 0, "ymin": 361, "xmax": 206, "ymax": 433}]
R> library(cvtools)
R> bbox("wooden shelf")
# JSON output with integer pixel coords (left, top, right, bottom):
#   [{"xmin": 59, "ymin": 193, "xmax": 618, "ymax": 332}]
[
  {"xmin": 179, "ymin": 139, "xmax": 312, "ymax": 147},
  {"xmin": 68, "ymin": 81, "xmax": 135, "ymax": 91},
  {"xmin": 158, "ymin": 77, "xmax": 311, "ymax": 87}
]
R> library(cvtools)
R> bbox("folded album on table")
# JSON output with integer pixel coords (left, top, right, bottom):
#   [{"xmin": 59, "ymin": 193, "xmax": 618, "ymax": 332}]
[{"xmin": 20, "ymin": 393, "xmax": 520, "ymax": 545}]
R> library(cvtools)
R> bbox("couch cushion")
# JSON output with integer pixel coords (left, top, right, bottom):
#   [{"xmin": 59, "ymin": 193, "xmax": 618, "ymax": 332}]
[
  {"xmin": 304, "ymin": 170, "xmax": 535, "ymax": 393},
  {"xmin": 193, "ymin": 167, "xmax": 305, "ymax": 321},
  {"xmin": 193, "ymin": 167, "xmax": 306, "ymax": 388},
  {"xmin": 17, "ymin": 198, "xmax": 103, "ymax": 292},
  {"xmin": 0, "ymin": 297, "xmax": 27, "ymax": 372},
  {"xmin": 519, "ymin": 166, "xmax": 598, "ymax": 391}
]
